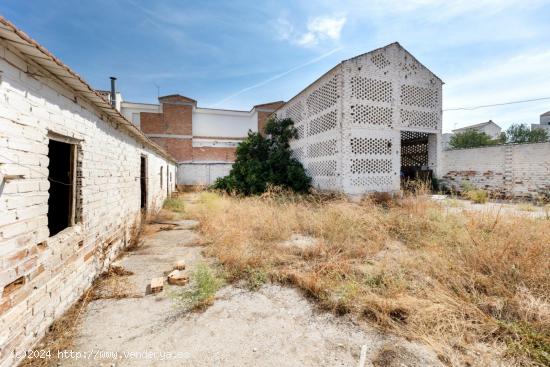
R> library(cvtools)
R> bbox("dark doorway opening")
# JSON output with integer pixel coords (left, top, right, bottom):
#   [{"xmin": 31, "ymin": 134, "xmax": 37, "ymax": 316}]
[
  {"xmin": 400, "ymin": 131, "xmax": 432, "ymax": 184},
  {"xmin": 140, "ymin": 156, "xmax": 147, "ymax": 209},
  {"xmin": 47, "ymin": 139, "xmax": 75, "ymax": 236},
  {"xmin": 166, "ymin": 166, "xmax": 170, "ymax": 196}
]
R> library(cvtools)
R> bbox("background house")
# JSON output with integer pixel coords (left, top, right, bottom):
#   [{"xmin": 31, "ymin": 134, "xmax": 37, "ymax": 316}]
[
  {"xmin": 452, "ymin": 120, "xmax": 502, "ymax": 139},
  {"xmin": 101, "ymin": 90, "xmax": 284, "ymax": 186},
  {"xmin": 531, "ymin": 110, "xmax": 550, "ymax": 133},
  {"xmin": 442, "ymin": 120, "xmax": 502, "ymax": 149}
]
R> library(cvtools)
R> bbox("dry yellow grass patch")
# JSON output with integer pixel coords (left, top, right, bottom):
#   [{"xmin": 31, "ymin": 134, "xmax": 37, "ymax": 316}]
[{"xmin": 181, "ymin": 190, "xmax": 549, "ymax": 366}]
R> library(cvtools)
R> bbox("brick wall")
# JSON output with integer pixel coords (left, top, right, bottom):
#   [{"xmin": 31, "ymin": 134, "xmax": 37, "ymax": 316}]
[
  {"xmin": 256, "ymin": 101, "xmax": 284, "ymax": 135},
  {"xmin": 149, "ymin": 137, "xmax": 193, "ymax": 162},
  {"xmin": 441, "ymin": 143, "xmax": 550, "ymax": 199},
  {"xmin": 276, "ymin": 43, "xmax": 442, "ymax": 195},
  {"xmin": 192, "ymin": 147, "xmax": 236, "ymax": 162},
  {"xmin": 0, "ymin": 41, "xmax": 176, "ymax": 367},
  {"xmin": 161, "ymin": 102, "xmax": 193, "ymax": 135}
]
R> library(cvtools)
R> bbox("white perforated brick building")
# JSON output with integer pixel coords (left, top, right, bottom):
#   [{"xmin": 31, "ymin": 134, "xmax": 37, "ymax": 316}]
[{"xmin": 276, "ymin": 43, "xmax": 443, "ymax": 195}]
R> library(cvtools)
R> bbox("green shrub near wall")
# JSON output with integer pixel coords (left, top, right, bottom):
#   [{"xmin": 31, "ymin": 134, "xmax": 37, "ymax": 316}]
[{"xmin": 213, "ymin": 118, "xmax": 311, "ymax": 195}]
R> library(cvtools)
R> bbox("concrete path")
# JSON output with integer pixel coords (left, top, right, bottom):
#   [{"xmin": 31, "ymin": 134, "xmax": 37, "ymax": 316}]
[{"xmin": 51, "ymin": 204, "xmax": 443, "ymax": 367}]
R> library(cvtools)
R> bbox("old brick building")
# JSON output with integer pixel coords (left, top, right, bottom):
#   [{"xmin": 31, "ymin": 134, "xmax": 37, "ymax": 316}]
[
  {"xmin": 0, "ymin": 17, "xmax": 176, "ymax": 367},
  {"xmin": 118, "ymin": 94, "xmax": 283, "ymax": 186}
]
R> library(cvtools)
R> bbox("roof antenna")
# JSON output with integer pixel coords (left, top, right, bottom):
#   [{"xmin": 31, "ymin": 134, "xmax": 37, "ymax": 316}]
[{"xmin": 154, "ymin": 83, "xmax": 160, "ymax": 99}]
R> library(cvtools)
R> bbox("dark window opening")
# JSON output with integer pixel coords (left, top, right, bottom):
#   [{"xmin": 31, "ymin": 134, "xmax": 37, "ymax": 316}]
[
  {"xmin": 140, "ymin": 156, "xmax": 147, "ymax": 209},
  {"xmin": 166, "ymin": 166, "xmax": 170, "ymax": 196},
  {"xmin": 160, "ymin": 166, "xmax": 163, "ymax": 188},
  {"xmin": 400, "ymin": 131, "xmax": 431, "ymax": 183},
  {"xmin": 47, "ymin": 139, "xmax": 75, "ymax": 236}
]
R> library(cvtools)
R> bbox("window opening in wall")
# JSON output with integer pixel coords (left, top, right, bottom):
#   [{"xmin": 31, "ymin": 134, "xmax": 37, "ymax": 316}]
[
  {"xmin": 400, "ymin": 131, "xmax": 431, "ymax": 184},
  {"xmin": 166, "ymin": 166, "xmax": 170, "ymax": 196},
  {"xmin": 140, "ymin": 156, "xmax": 147, "ymax": 209},
  {"xmin": 160, "ymin": 166, "xmax": 163, "ymax": 188},
  {"xmin": 48, "ymin": 139, "xmax": 76, "ymax": 236}
]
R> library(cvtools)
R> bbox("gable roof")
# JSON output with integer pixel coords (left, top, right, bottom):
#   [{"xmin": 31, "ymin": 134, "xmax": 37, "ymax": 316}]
[
  {"xmin": 273, "ymin": 42, "xmax": 443, "ymax": 115},
  {"xmin": 542, "ymin": 111, "xmax": 550, "ymax": 117},
  {"xmin": 452, "ymin": 120, "xmax": 501, "ymax": 133},
  {"xmin": 0, "ymin": 16, "xmax": 176, "ymax": 163},
  {"xmin": 347, "ymin": 42, "xmax": 443, "ymax": 84}
]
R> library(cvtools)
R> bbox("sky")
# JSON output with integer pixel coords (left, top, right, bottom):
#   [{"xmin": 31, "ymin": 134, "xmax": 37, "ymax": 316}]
[{"xmin": 1, "ymin": 0, "xmax": 550, "ymax": 132}]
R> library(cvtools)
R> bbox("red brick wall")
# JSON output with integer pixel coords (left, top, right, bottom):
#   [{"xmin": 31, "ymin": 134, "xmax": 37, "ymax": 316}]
[
  {"xmin": 193, "ymin": 147, "xmax": 236, "ymax": 162},
  {"xmin": 140, "ymin": 112, "xmax": 163, "ymax": 134},
  {"xmin": 256, "ymin": 101, "xmax": 284, "ymax": 135},
  {"xmin": 140, "ymin": 96, "xmax": 283, "ymax": 162},
  {"xmin": 162, "ymin": 103, "xmax": 193, "ymax": 135},
  {"xmin": 150, "ymin": 137, "xmax": 193, "ymax": 162}
]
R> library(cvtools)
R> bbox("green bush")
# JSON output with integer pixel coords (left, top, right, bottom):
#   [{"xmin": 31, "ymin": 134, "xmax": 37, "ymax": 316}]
[
  {"xmin": 504, "ymin": 123, "xmax": 548, "ymax": 144},
  {"xmin": 449, "ymin": 130, "xmax": 497, "ymax": 149},
  {"xmin": 169, "ymin": 263, "xmax": 224, "ymax": 310},
  {"xmin": 466, "ymin": 189, "xmax": 488, "ymax": 204},
  {"xmin": 213, "ymin": 117, "xmax": 311, "ymax": 195}
]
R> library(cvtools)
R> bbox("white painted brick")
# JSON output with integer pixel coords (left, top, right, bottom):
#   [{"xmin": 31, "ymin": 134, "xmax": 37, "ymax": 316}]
[
  {"xmin": 0, "ymin": 38, "xmax": 176, "ymax": 367},
  {"xmin": 441, "ymin": 142, "xmax": 550, "ymax": 199},
  {"xmin": 17, "ymin": 180, "xmax": 40, "ymax": 193}
]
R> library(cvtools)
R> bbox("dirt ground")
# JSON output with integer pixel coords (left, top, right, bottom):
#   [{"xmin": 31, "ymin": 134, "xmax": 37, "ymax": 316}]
[
  {"xmin": 432, "ymin": 194, "xmax": 549, "ymax": 218},
  {"xmin": 28, "ymin": 199, "xmax": 445, "ymax": 367}
]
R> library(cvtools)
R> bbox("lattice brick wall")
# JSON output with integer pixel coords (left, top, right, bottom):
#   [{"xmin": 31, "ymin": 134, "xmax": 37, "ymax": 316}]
[
  {"xmin": 277, "ymin": 70, "xmax": 343, "ymax": 192},
  {"xmin": 277, "ymin": 43, "xmax": 442, "ymax": 195}
]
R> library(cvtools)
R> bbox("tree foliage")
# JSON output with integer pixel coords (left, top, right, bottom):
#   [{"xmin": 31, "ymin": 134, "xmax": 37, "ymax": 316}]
[
  {"xmin": 504, "ymin": 123, "xmax": 548, "ymax": 144},
  {"xmin": 212, "ymin": 117, "xmax": 311, "ymax": 195},
  {"xmin": 449, "ymin": 124, "xmax": 549, "ymax": 149},
  {"xmin": 449, "ymin": 130, "xmax": 496, "ymax": 149}
]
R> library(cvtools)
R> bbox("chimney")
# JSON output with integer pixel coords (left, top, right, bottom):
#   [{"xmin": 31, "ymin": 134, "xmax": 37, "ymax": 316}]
[{"xmin": 110, "ymin": 77, "xmax": 117, "ymax": 108}]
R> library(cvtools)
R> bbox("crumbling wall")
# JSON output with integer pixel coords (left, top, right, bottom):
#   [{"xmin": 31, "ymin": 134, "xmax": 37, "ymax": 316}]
[
  {"xmin": 441, "ymin": 143, "xmax": 550, "ymax": 199},
  {"xmin": 0, "ymin": 41, "xmax": 176, "ymax": 367}
]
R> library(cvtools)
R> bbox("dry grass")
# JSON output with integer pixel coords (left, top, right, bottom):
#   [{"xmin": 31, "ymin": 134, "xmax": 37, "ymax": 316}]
[{"xmin": 177, "ymin": 189, "xmax": 550, "ymax": 366}]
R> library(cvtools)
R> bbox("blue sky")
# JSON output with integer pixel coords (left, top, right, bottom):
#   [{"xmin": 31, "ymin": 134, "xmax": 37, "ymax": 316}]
[{"xmin": 1, "ymin": 0, "xmax": 550, "ymax": 132}]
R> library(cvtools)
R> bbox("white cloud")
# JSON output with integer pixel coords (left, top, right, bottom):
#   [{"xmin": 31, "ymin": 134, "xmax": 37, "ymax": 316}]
[{"xmin": 275, "ymin": 15, "xmax": 347, "ymax": 47}]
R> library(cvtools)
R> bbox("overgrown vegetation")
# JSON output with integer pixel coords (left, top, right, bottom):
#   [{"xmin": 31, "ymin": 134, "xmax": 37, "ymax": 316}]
[
  {"xmin": 163, "ymin": 197, "xmax": 185, "ymax": 212},
  {"xmin": 178, "ymin": 190, "xmax": 549, "ymax": 366},
  {"xmin": 169, "ymin": 263, "xmax": 224, "ymax": 310},
  {"xmin": 465, "ymin": 189, "xmax": 489, "ymax": 203},
  {"xmin": 449, "ymin": 130, "xmax": 498, "ymax": 149},
  {"xmin": 449, "ymin": 123, "xmax": 548, "ymax": 149},
  {"xmin": 505, "ymin": 124, "xmax": 549, "ymax": 144},
  {"xmin": 213, "ymin": 117, "xmax": 311, "ymax": 195},
  {"xmin": 458, "ymin": 181, "xmax": 489, "ymax": 203}
]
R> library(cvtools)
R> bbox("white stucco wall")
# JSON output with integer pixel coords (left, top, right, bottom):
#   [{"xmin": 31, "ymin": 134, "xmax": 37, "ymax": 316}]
[
  {"xmin": 480, "ymin": 124, "xmax": 502, "ymax": 139},
  {"xmin": 176, "ymin": 163, "xmax": 232, "ymax": 186},
  {"xmin": 120, "ymin": 101, "xmax": 159, "ymax": 128},
  {"xmin": 192, "ymin": 108, "xmax": 257, "ymax": 137},
  {"xmin": 0, "ymin": 41, "xmax": 175, "ymax": 367}
]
